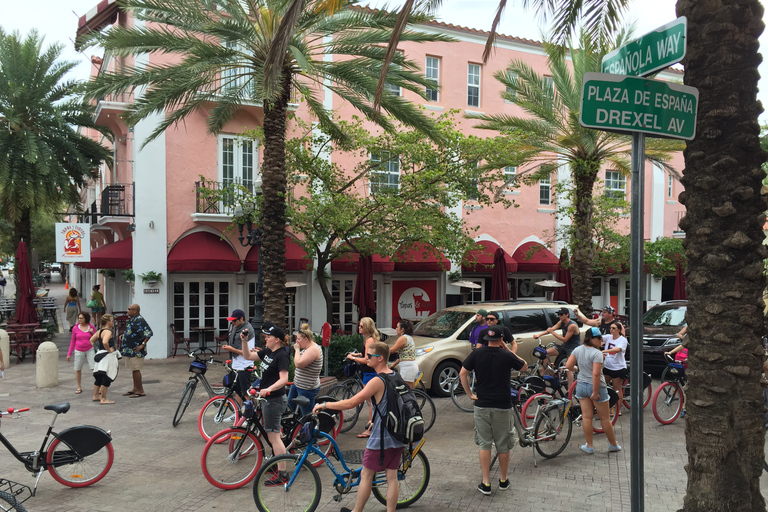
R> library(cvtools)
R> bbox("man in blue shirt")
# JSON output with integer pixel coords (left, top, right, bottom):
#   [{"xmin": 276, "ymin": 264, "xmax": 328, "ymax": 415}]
[{"xmin": 468, "ymin": 309, "xmax": 488, "ymax": 347}]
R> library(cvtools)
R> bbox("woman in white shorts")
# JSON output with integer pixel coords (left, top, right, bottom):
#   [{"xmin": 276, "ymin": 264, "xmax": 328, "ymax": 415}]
[
  {"xmin": 389, "ymin": 319, "xmax": 419, "ymax": 388},
  {"xmin": 66, "ymin": 312, "xmax": 96, "ymax": 394}
]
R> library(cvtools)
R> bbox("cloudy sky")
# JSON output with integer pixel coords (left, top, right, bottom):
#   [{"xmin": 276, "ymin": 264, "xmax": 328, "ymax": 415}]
[{"xmin": 1, "ymin": 0, "xmax": 766, "ymax": 120}]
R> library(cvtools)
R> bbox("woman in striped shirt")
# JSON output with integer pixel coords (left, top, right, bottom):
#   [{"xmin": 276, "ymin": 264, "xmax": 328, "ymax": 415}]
[{"xmin": 287, "ymin": 324, "xmax": 323, "ymax": 416}]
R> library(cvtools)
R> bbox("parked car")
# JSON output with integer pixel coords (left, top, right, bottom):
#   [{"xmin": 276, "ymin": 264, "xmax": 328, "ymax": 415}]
[
  {"xmin": 640, "ymin": 300, "xmax": 687, "ymax": 370},
  {"xmin": 50, "ymin": 263, "xmax": 61, "ymax": 273},
  {"xmin": 412, "ymin": 301, "xmax": 588, "ymax": 397}
]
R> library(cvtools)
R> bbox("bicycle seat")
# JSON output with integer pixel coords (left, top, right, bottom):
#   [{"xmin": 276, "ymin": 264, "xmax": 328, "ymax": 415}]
[
  {"xmin": 44, "ymin": 402, "xmax": 70, "ymax": 414},
  {"xmin": 290, "ymin": 396, "xmax": 311, "ymax": 408}
]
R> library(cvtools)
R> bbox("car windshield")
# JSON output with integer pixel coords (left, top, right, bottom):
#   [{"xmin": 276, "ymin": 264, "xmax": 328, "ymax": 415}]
[
  {"xmin": 413, "ymin": 310, "xmax": 474, "ymax": 338},
  {"xmin": 643, "ymin": 304, "xmax": 687, "ymax": 327}
]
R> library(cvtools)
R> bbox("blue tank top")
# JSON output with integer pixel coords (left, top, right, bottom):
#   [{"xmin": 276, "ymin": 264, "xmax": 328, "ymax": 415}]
[{"xmin": 561, "ymin": 319, "xmax": 581, "ymax": 351}]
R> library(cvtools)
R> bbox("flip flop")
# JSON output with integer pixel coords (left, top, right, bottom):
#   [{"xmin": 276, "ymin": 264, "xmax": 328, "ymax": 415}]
[
  {"xmin": 128, "ymin": 393, "xmax": 146, "ymax": 398},
  {"xmin": 75, "ymin": 389, "xmax": 83, "ymax": 394},
  {"xmin": 123, "ymin": 391, "xmax": 137, "ymax": 396},
  {"xmin": 100, "ymin": 400, "xmax": 115, "ymax": 405}
]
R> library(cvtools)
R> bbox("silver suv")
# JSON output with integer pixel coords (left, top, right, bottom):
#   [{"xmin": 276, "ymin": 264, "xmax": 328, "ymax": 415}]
[{"xmin": 412, "ymin": 301, "xmax": 587, "ymax": 396}]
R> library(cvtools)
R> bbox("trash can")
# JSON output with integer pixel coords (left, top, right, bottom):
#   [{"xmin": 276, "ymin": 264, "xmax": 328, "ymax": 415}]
[
  {"xmin": 36, "ymin": 341, "xmax": 59, "ymax": 388},
  {"xmin": 0, "ymin": 330, "xmax": 9, "ymax": 370}
]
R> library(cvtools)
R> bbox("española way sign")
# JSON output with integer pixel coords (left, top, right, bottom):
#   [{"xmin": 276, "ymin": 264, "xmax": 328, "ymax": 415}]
[{"xmin": 579, "ymin": 72, "xmax": 699, "ymax": 140}]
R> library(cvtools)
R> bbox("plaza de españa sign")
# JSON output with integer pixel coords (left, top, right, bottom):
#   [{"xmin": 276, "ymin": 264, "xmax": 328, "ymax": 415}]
[
  {"xmin": 602, "ymin": 17, "xmax": 687, "ymax": 77},
  {"xmin": 579, "ymin": 72, "xmax": 699, "ymax": 140}
]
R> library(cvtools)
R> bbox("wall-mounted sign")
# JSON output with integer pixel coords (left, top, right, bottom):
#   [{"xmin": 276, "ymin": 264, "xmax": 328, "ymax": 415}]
[
  {"xmin": 143, "ymin": 289, "xmax": 160, "ymax": 294},
  {"xmin": 391, "ymin": 280, "xmax": 437, "ymax": 328},
  {"xmin": 55, "ymin": 223, "xmax": 90, "ymax": 262}
]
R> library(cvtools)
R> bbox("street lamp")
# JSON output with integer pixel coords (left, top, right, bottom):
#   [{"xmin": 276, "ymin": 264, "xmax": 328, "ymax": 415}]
[{"xmin": 233, "ymin": 199, "xmax": 263, "ymax": 330}]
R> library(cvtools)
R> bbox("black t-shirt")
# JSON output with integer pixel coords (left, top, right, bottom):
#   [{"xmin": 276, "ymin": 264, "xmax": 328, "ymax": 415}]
[
  {"xmin": 257, "ymin": 347, "xmax": 290, "ymax": 397},
  {"xmin": 462, "ymin": 346, "xmax": 525, "ymax": 409},
  {"xmin": 599, "ymin": 320, "xmax": 612, "ymax": 335},
  {"xmin": 476, "ymin": 326, "xmax": 515, "ymax": 347}
]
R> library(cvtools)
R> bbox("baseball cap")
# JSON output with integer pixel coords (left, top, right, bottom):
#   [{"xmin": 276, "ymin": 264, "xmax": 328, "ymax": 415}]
[
  {"xmin": 587, "ymin": 327, "xmax": 602, "ymax": 338},
  {"xmin": 477, "ymin": 309, "xmax": 488, "ymax": 317},
  {"xmin": 602, "ymin": 305, "xmax": 616, "ymax": 314},
  {"xmin": 262, "ymin": 322, "xmax": 285, "ymax": 340},
  {"xmin": 483, "ymin": 325, "xmax": 503, "ymax": 341},
  {"xmin": 227, "ymin": 309, "xmax": 245, "ymax": 321},
  {"xmin": 556, "ymin": 308, "xmax": 570, "ymax": 316}
]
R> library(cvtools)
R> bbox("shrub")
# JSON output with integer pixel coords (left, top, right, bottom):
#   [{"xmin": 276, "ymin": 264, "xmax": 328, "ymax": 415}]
[{"xmin": 327, "ymin": 333, "xmax": 365, "ymax": 377}]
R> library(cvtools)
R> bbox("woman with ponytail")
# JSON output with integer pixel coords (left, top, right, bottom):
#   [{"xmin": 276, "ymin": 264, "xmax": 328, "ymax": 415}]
[{"xmin": 287, "ymin": 324, "xmax": 323, "ymax": 415}]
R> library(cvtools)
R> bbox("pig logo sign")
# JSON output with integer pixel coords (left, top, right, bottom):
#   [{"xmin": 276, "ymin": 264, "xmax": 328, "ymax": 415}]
[
  {"xmin": 55, "ymin": 223, "xmax": 91, "ymax": 262},
  {"xmin": 392, "ymin": 280, "xmax": 437, "ymax": 327}
]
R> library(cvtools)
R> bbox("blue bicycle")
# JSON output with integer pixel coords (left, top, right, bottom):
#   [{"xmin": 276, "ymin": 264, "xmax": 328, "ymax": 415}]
[{"xmin": 252, "ymin": 413, "xmax": 430, "ymax": 511}]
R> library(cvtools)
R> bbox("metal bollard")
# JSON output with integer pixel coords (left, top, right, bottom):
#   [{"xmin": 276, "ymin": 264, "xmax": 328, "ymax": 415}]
[
  {"xmin": 0, "ymin": 330, "xmax": 9, "ymax": 370},
  {"xmin": 36, "ymin": 341, "xmax": 59, "ymax": 388}
]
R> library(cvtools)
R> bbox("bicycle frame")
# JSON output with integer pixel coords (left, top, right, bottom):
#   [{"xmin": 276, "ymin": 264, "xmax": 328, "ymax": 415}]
[{"xmin": 0, "ymin": 411, "xmax": 60, "ymax": 475}]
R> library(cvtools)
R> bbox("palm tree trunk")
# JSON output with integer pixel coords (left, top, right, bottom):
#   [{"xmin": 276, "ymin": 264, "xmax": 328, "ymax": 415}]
[
  {"xmin": 570, "ymin": 161, "xmax": 599, "ymax": 314},
  {"xmin": 259, "ymin": 75, "xmax": 291, "ymax": 328},
  {"xmin": 676, "ymin": 1, "xmax": 767, "ymax": 510},
  {"xmin": 12, "ymin": 210, "xmax": 32, "ymax": 250}
]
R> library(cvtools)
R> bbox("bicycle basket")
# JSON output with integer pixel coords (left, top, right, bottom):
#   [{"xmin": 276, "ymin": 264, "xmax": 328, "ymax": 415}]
[
  {"xmin": 189, "ymin": 360, "xmax": 207, "ymax": 375},
  {"xmin": 532, "ymin": 345, "xmax": 548, "ymax": 360},
  {"xmin": 241, "ymin": 400, "xmax": 254, "ymax": 419},
  {"xmin": 668, "ymin": 363, "xmax": 684, "ymax": 376},
  {"xmin": 343, "ymin": 362, "xmax": 359, "ymax": 377},
  {"xmin": 523, "ymin": 375, "xmax": 546, "ymax": 394}
]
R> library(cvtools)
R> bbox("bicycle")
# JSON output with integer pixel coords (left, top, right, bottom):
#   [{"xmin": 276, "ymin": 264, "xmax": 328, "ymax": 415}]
[
  {"xmin": 652, "ymin": 354, "xmax": 687, "ymax": 424},
  {"xmin": 619, "ymin": 362, "xmax": 653, "ymax": 410},
  {"xmin": 0, "ymin": 403, "xmax": 114, "ymax": 495},
  {"xmin": 172, "ymin": 351, "xmax": 226, "ymax": 427},
  {"xmin": 0, "ymin": 479, "xmax": 28, "ymax": 511},
  {"xmin": 198, "ymin": 362, "xmax": 260, "ymax": 441},
  {"xmin": 252, "ymin": 413, "xmax": 430, "ymax": 512},
  {"xmin": 201, "ymin": 393, "xmax": 341, "ymax": 489},
  {"xmin": 326, "ymin": 359, "xmax": 366, "ymax": 433}
]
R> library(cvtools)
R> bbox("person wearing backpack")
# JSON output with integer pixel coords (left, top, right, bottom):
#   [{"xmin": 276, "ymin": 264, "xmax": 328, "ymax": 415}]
[
  {"xmin": 313, "ymin": 341, "xmax": 406, "ymax": 512},
  {"xmin": 459, "ymin": 325, "xmax": 527, "ymax": 496}
]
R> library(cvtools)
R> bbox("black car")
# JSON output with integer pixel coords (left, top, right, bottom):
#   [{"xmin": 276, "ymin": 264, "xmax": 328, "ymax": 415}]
[{"xmin": 641, "ymin": 300, "xmax": 687, "ymax": 370}]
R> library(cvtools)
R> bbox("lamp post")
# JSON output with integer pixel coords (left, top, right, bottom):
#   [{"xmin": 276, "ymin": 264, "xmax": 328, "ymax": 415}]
[{"xmin": 233, "ymin": 199, "xmax": 263, "ymax": 330}]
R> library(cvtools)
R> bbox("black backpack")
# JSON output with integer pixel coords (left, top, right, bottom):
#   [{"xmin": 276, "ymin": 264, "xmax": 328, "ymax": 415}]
[{"xmin": 371, "ymin": 373, "xmax": 425, "ymax": 463}]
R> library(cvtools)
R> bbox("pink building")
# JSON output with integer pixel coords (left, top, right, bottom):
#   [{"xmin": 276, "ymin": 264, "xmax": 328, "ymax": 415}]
[{"xmin": 70, "ymin": 1, "xmax": 685, "ymax": 357}]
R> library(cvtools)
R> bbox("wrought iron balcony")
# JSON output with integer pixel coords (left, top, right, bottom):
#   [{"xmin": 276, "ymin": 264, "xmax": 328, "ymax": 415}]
[
  {"xmin": 195, "ymin": 179, "xmax": 259, "ymax": 215},
  {"xmin": 80, "ymin": 183, "xmax": 134, "ymax": 223}
]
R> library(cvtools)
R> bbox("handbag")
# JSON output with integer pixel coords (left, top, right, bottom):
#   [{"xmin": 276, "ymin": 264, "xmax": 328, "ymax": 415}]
[{"xmin": 86, "ymin": 299, "xmax": 99, "ymax": 308}]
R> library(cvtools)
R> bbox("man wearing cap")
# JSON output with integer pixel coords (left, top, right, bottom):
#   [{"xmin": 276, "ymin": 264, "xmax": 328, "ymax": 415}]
[
  {"xmin": 477, "ymin": 311, "xmax": 517, "ymax": 353},
  {"xmin": 220, "ymin": 309, "xmax": 255, "ymax": 404},
  {"xmin": 460, "ymin": 325, "xmax": 527, "ymax": 495},
  {"xmin": 533, "ymin": 308, "xmax": 580, "ymax": 389},
  {"xmin": 468, "ymin": 309, "xmax": 489, "ymax": 347},
  {"xmin": 575, "ymin": 305, "xmax": 622, "ymax": 335}
]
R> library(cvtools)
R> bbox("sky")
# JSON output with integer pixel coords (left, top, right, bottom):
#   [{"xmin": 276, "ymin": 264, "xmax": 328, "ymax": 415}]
[{"xmin": 1, "ymin": 0, "xmax": 767, "ymax": 120}]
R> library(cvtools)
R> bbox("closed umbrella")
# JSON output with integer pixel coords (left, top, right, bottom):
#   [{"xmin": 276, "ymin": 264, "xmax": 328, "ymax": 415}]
[
  {"xmin": 490, "ymin": 248, "xmax": 510, "ymax": 300},
  {"xmin": 353, "ymin": 254, "xmax": 376, "ymax": 319},
  {"xmin": 553, "ymin": 248, "xmax": 573, "ymax": 303},
  {"xmin": 15, "ymin": 241, "xmax": 38, "ymax": 324},
  {"xmin": 673, "ymin": 263, "xmax": 687, "ymax": 300}
]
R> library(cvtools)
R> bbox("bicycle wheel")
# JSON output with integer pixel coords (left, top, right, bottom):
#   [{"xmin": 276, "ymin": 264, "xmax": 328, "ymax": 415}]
[
  {"xmin": 450, "ymin": 374, "xmax": 474, "ymax": 413},
  {"xmin": 253, "ymin": 454, "xmax": 321, "ymax": 512},
  {"xmin": 413, "ymin": 389, "xmax": 436, "ymax": 433},
  {"xmin": 327, "ymin": 383, "xmax": 361, "ymax": 433},
  {"xmin": 521, "ymin": 393, "xmax": 551, "ymax": 430},
  {"xmin": 173, "ymin": 378, "xmax": 197, "ymax": 427},
  {"xmin": 201, "ymin": 428, "xmax": 264, "ymax": 489},
  {"xmin": 372, "ymin": 449, "xmax": 430, "ymax": 508},
  {"xmin": 533, "ymin": 405, "xmax": 572, "ymax": 459},
  {"xmin": 199, "ymin": 395, "xmax": 239, "ymax": 441},
  {"xmin": 0, "ymin": 491, "xmax": 26, "ymax": 512},
  {"xmin": 621, "ymin": 376, "xmax": 652, "ymax": 410},
  {"xmin": 46, "ymin": 437, "xmax": 114, "ymax": 487},
  {"xmin": 652, "ymin": 381, "xmax": 683, "ymax": 425}
]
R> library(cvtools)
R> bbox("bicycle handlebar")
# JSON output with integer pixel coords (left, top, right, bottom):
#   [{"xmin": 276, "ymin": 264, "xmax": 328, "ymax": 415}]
[{"xmin": 1, "ymin": 407, "xmax": 29, "ymax": 416}]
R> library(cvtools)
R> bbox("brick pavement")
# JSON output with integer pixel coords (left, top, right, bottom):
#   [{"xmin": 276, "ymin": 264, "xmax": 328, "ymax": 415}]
[{"xmin": 0, "ymin": 276, "xmax": 765, "ymax": 511}]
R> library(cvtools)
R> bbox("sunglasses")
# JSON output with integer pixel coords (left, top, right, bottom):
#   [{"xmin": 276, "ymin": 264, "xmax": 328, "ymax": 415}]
[
  {"xmin": 366, "ymin": 353, "xmax": 382, "ymax": 358},
  {"xmin": 487, "ymin": 317, "xmax": 498, "ymax": 321}
]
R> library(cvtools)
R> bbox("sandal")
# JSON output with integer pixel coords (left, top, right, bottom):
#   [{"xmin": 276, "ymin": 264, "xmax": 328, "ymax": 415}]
[
  {"xmin": 128, "ymin": 393, "xmax": 146, "ymax": 398},
  {"xmin": 75, "ymin": 389, "xmax": 83, "ymax": 394}
]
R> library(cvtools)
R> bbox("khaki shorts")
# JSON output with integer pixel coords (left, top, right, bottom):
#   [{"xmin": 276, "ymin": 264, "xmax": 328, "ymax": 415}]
[
  {"xmin": 125, "ymin": 356, "xmax": 145, "ymax": 371},
  {"xmin": 73, "ymin": 349, "xmax": 95, "ymax": 372},
  {"xmin": 473, "ymin": 406, "xmax": 515, "ymax": 453}
]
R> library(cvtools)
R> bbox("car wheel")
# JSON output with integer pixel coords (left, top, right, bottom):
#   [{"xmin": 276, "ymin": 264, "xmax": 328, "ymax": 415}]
[{"xmin": 432, "ymin": 361, "xmax": 461, "ymax": 398}]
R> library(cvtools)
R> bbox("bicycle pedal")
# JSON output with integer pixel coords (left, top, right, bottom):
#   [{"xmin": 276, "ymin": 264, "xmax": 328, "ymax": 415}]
[{"xmin": 333, "ymin": 494, "xmax": 341, "ymax": 502}]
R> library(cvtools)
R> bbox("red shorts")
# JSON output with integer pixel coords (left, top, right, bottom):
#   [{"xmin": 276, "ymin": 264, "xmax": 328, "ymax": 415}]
[{"xmin": 362, "ymin": 446, "xmax": 404, "ymax": 471}]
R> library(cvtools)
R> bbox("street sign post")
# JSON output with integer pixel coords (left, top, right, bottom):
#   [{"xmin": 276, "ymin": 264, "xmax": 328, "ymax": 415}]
[
  {"xmin": 580, "ymin": 72, "xmax": 699, "ymax": 140},
  {"xmin": 602, "ymin": 17, "xmax": 687, "ymax": 77}
]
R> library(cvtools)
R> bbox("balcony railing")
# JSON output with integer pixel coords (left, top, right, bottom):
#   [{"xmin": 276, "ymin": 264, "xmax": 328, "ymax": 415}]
[
  {"xmin": 81, "ymin": 183, "xmax": 135, "ymax": 223},
  {"xmin": 195, "ymin": 179, "xmax": 259, "ymax": 215},
  {"xmin": 675, "ymin": 210, "xmax": 686, "ymax": 233}
]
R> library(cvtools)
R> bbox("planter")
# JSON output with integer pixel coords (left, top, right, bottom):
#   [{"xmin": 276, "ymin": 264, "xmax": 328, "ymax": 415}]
[{"xmin": 147, "ymin": 280, "xmax": 159, "ymax": 287}]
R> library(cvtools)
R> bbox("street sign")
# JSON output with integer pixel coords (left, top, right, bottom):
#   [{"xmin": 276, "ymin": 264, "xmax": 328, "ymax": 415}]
[
  {"xmin": 580, "ymin": 72, "xmax": 699, "ymax": 140},
  {"xmin": 602, "ymin": 17, "xmax": 687, "ymax": 77}
]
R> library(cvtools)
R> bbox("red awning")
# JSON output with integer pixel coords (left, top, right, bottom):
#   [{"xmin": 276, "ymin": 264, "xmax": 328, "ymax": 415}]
[
  {"xmin": 512, "ymin": 242, "xmax": 559, "ymax": 273},
  {"xmin": 75, "ymin": 0, "xmax": 120, "ymax": 50},
  {"xmin": 168, "ymin": 232, "xmax": 241, "ymax": 272},
  {"xmin": 75, "ymin": 237, "xmax": 132, "ymax": 269},
  {"xmin": 462, "ymin": 240, "xmax": 518, "ymax": 273},
  {"xmin": 244, "ymin": 237, "xmax": 313, "ymax": 272},
  {"xmin": 393, "ymin": 243, "xmax": 450, "ymax": 272},
  {"xmin": 331, "ymin": 253, "xmax": 394, "ymax": 273}
]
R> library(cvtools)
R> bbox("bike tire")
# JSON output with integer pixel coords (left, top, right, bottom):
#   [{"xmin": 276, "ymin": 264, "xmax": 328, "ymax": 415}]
[
  {"xmin": 413, "ymin": 389, "xmax": 436, "ymax": 433},
  {"xmin": 0, "ymin": 491, "xmax": 26, "ymax": 512},
  {"xmin": 371, "ymin": 449, "xmax": 430, "ymax": 508},
  {"xmin": 621, "ymin": 376, "xmax": 652, "ymax": 410},
  {"xmin": 652, "ymin": 381, "xmax": 683, "ymax": 425},
  {"xmin": 201, "ymin": 428, "xmax": 264, "ymax": 489},
  {"xmin": 450, "ymin": 375, "xmax": 474, "ymax": 413},
  {"xmin": 199, "ymin": 395, "xmax": 240, "ymax": 441},
  {"xmin": 533, "ymin": 404, "xmax": 572, "ymax": 459},
  {"xmin": 173, "ymin": 378, "xmax": 197, "ymax": 427},
  {"xmin": 253, "ymin": 454, "xmax": 321, "ymax": 512},
  {"xmin": 46, "ymin": 436, "xmax": 114, "ymax": 487},
  {"xmin": 521, "ymin": 393, "xmax": 552, "ymax": 430},
  {"xmin": 327, "ymin": 384, "xmax": 361, "ymax": 433}
]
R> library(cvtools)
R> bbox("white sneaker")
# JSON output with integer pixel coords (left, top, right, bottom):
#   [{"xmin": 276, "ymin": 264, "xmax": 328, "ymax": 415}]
[{"xmin": 224, "ymin": 413, "xmax": 237, "ymax": 422}]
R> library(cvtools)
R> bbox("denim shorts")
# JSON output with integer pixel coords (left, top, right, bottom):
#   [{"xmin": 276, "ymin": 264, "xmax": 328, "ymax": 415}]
[{"xmin": 574, "ymin": 382, "xmax": 609, "ymax": 403}]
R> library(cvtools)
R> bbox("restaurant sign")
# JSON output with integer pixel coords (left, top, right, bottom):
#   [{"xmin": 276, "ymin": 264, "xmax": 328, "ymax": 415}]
[{"xmin": 55, "ymin": 223, "xmax": 91, "ymax": 262}]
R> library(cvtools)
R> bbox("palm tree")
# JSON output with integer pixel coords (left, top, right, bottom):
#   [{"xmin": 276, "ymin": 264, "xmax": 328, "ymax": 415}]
[
  {"xmin": 470, "ymin": 32, "xmax": 681, "ymax": 313},
  {"xmin": 84, "ymin": 0, "xmax": 451, "ymax": 326},
  {"xmin": 0, "ymin": 29, "xmax": 112, "ymax": 250}
]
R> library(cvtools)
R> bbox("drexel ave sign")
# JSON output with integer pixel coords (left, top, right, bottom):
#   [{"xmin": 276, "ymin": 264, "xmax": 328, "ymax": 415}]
[{"xmin": 579, "ymin": 72, "xmax": 699, "ymax": 140}]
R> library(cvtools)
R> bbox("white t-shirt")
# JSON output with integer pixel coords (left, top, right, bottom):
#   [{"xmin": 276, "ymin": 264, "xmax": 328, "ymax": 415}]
[
  {"xmin": 602, "ymin": 334, "xmax": 628, "ymax": 371},
  {"xmin": 231, "ymin": 335, "xmax": 256, "ymax": 370}
]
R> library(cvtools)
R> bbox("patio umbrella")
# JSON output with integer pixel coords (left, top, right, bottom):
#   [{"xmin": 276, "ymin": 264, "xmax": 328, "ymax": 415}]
[
  {"xmin": 673, "ymin": 263, "xmax": 687, "ymax": 300},
  {"xmin": 353, "ymin": 254, "xmax": 376, "ymax": 318},
  {"xmin": 490, "ymin": 248, "xmax": 510, "ymax": 300},
  {"xmin": 15, "ymin": 241, "xmax": 38, "ymax": 324},
  {"xmin": 553, "ymin": 248, "xmax": 574, "ymax": 303}
]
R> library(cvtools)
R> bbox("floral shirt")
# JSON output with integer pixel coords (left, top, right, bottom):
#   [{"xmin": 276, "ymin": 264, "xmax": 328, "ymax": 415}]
[{"xmin": 120, "ymin": 315, "xmax": 153, "ymax": 358}]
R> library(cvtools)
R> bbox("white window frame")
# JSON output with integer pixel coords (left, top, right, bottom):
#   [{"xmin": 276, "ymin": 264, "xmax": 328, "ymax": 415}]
[
  {"xmin": 221, "ymin": 40, "xmax": 254, "ymax": 96},
  {"xmin": 668, "ymin": 175, "xmax": 674, "ymax": 198},
  {"xmin": 504, "ymin": 70, "xmax": 518, "ymax": 103},
  {"xmin": 467, "ymin": 63, "xmax": 481, "ymax": 107},
  {"xmin": 425, "ymin": 56, "xmax": 440, "ymax": 102},
  {"xmin": 171, "ymin": 276, "xmax": 235, "ymax": 342},
  {"xmin": 369, "ymin": 151, "xmax": 400, "ymax": 193},
  {"xmin": 503, "ymin": 166, "xmax": 517, "ymax": 194},
  {"xmin": 542, "ymin": 75, "xmax": 554, "ymax": 97},
  {"xmin": 605, "ymin": 170, "xmax": 626, "ymax": 200},
  {"xmin": 218, "ymin": 134, "xmax": 259, "ymax": 191},
  {"xmin": 539, "ymin": 175, "xmax": 551, "ymax": 205}
]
